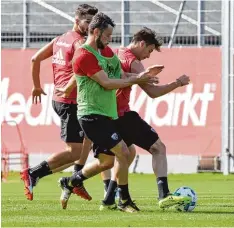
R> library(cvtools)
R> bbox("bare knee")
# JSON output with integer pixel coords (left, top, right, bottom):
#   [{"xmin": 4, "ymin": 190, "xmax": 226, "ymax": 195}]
[
  {"xmin": 98, "ymin": 154, "xmax": 115, "ymax": 171},
  {"xmin": 149, "ymin": 138, "xmax": 166, "ymax": 155},
  {"xmin": 111, "ymin": 141, "xmax": 130, "ymax": 162}
]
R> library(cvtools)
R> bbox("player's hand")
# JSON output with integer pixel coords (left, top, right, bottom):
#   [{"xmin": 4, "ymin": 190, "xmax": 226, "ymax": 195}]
[
  {"xmin": 56, "ymin": 87, "xmax": 71, "ymax": 98},
  {"xmin": 176, "ymin": 74, "xmax": 190, "ymax": 87},
  {"xmin": 146, "ymin": 65, "xmax": 164, "ymax": 76},
  {"xmin": 136, "ymin": 71, "xmax": 160, "ymax": 84},
  {"xmin": 32, "ymin": 87, "xmax": 47, "ymax": 104}
]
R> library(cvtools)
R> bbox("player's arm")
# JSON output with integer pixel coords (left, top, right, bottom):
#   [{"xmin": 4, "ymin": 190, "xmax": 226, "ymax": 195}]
[
  {"xmin": 57, "ymin": 38, "xmax": 86, "ymax": 97},
  {"xmin": 73, "ymin": 53, "xmax": 157, "ymax": 90},
  {"xmin": 121, "ymin": 70, "xmax": 136, "ymax": 79},
  {"xmin": 91, "ymin": 69, "xmax": 157, "ymax": 90},
  {"xmin": 56, "ymin": 39, "xmax": 85, "ymax": 97},
  {"xmin": 131, "ymin": 60, "xmax": 190, "ymax": 98},
  {"xmin": 56, "ymin": 69, "xmax": 148, "ymax": 94},
  {"xmin": 31, "ymin": 38, "xmax": 55, "ymax": 89},
  {"xmin": 56, "ymin": 75, "xmax": 77, "ymax": 97},
  {"xmin": 31, "ymin": 38, "xmax": 55, "ymax": 103},
  {"xmin": 121, "ymin": 65, "xmax": 162, "ymax": 80}
]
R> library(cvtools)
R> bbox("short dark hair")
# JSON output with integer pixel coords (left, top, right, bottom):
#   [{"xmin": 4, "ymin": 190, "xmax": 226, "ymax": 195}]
[
  {"xmin": 75, "ymin": 4, "xmax": 98, "ymax": 18},
  {"xmin": 131, "ymin": 27, "xmax": 163, "ymax": 51},
  {"xmin": 89, "ymin": 12, "xmax": 115, "ymax": 34}
]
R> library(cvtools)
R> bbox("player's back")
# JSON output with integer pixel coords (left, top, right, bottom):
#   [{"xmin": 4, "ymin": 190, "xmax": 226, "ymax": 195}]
[
  {"xmin": 115, "ymin": 47, "xmax": 137, "ymax": 116},
  {"xmin": 52, "ymin": 31, "xmax": 85, "ymax": 103}
]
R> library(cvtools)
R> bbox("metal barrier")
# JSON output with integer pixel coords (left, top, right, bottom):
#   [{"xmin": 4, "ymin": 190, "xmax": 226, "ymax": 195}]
[
  {"xmin": 1, "ymin": 120, "xmax": 29, "ymax": 181},
  {"xmin": 222, "ymin": 0, "xmax": 234, "ymax": 175},
  {"xmin": 1, "ymin": 0, "xmax": 221, "ymax": 48}
]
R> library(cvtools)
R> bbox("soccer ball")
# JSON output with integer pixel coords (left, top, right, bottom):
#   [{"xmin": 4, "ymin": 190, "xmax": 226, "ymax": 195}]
[{"xmin": 173, "ymin": 186, "xmax": 197, "ymax": 212}]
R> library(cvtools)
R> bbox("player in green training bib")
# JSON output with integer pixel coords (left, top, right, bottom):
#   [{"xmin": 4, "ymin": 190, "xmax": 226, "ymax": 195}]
[
  {"xmin": 75, "ymin": 43, "xmax": 121, "ymax": 119},
  {"xmin": 59, "ymin": 12, "xmax": 159, "ymax": 213}
]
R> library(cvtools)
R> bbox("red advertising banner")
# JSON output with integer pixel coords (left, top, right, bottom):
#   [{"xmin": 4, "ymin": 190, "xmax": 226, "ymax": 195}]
[{"xmin": 1, "ymin": 48, "xmax": 221, "ymax": 156}]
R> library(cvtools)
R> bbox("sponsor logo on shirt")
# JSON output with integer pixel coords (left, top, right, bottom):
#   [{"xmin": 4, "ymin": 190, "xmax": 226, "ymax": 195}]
[
  {"xmin": 56, "ymin": 41, "xmax": 71, "ymax": 48},
  {"xmin": 52, "ymin": 48, "xmax": 66, "ymax": 66}
]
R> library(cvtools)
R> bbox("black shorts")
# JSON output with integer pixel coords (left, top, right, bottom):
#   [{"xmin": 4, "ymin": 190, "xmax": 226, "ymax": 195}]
[
  {"xmin": 93, "ymin": 111, "xmax": 159, "ymax": 158},
  {"xmin": 78, "ymin": 114, "xmax": 122, "ymax": 155},
  {"xmin": 52, "ymin": 100, "xmax": 84, "ymax": 143},
  {"xmin": 115, "ymin": 111, "xmax": 159, "ymax": 150}
]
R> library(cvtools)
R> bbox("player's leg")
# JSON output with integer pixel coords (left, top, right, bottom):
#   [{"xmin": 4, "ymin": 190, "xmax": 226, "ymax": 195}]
[
  {"xmin": 69, "ymin": 143, "xmax": 129, "ymax": 193},
  {"xmin": 52, "ymin": 137, "xmax": 92, "ymax": 173},
  {"xmin": 20, "ymin": 101, "xmax": 83, "ymax": 201},
  {"xmin": 64, "ymin": 115, "xmax": 138, "ymax": 212},
  {"xmin": 61, "ymin": 142, "xmax": 138, "ymax": 212},
  {"xmin": 101, "ymin": 169, "xmax": 111, "ymax": 197},
  {"xmin": 93, "ymin": 115, "xmax": 138, "ymax": 212},
  {"xmin": 129, "ymin": 111, "xmax": 191, "ymax": 209},
  {"xmin": 100, "ymin": 144, "xmax": 136, "ymax": 211},
  {"xmin": 50, "ymin": 162, "xmax": 75, "ymax": 173},
  {"xmin": 149, "ymin": 139, "xmax": 191, "ymax": 209},
  {"xmin": 80, "ymin": 153, "xmax": 115, "ymax": 177},
  {"xmin": 58, "ymin": 114, "xmax": 118, "ymax": 209},
  {"xmin": 100, "ymin": 116, "xmax": 126, "ymax": 200},
  {"xmin": 60, "ymin": 143, "xmax": 116, "ymax": 209},
  {"xmin": 59, "ymin": 152, "xmax": 114, "ymax": 209},
  {"xmin": 73, "ymin": 137, "xmax": 93, "ymax": 174},
  {"xmin": 99, "ymin": 114, "xmax": 137, "ymax": 210},
  {"xmin": 107, "ymin": 141, "xmax": 139, "ymax": 213},
  {"xmin": 59, "ymin": 115, "xmax": 121, "ymax": 197},
  {"xmin": 57, "ymin": 137, "xmax": 93, "ymax": 209}
]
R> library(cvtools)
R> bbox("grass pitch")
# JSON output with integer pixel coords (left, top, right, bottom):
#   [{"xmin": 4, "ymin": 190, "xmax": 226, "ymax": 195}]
[{"xmin": 2, "ymin": 172, "xmax": 234, "ymax": 227}]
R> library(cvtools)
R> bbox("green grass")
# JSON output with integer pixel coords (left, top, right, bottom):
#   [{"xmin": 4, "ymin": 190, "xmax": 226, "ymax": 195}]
[{"xmin": 2, "ymin": 173, "xmax": 234, "ymax": 227}]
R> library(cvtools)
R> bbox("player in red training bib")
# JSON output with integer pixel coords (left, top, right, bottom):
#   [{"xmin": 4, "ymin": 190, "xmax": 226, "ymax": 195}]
[
  {"xmin": 95, "ymin": 27, "xmax": 191, "ymax": 210},
  {"xmin": 20, "ymin": 4, "xmax": 98, "ymax": 206}
]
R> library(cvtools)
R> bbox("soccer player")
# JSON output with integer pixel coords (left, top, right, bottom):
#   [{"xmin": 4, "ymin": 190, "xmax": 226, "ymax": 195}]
[
  {"xmin": 58, "ymin": 12, "xmax": 160, "ymax": 212},
  {"xmin": 20, "ymin": 4, "xmax": 98, "ymax": 201}
]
